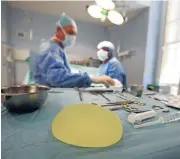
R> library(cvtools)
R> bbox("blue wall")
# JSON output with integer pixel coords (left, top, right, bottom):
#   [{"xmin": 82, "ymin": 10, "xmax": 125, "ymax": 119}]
[
  {"xmin": 3, "ymin": 6, "xmax": 110, "ymax": 83},
  {"xmin": 8, "ymin": 7, "xmax": 109, "ymax": 60},
  {"xmin": 109, "ymin": 9, "xmax": 149, "ymax": 85}
]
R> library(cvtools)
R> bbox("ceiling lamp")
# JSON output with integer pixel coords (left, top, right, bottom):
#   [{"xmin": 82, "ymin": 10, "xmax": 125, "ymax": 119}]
[
  {"xmin": 96, "ymin": 0, "xmax": 115, "ymax": 10},
  {"xmin": 108, "ymin": 10, "xmax": 124, "ymax": 25},
  {"xmin": 87, "ymin": 5, "xmax": 102, "ymax": 18},
  {"xmin": 87, "ymin": 0, "xmax": 124, "ymax": 25}
]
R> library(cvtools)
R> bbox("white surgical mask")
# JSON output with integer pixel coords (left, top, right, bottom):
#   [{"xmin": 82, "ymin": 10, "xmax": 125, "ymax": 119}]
[
  {"xmin": 62, "ymin": 35, "xmax": 76, "ymax": 48},
  {"xmin": 59, "ymin": 24, "xmax": 76, "ymax": 48},
  {"xmin": 97, "ymin": 49, "xmax": 108, "ymax": 61}
]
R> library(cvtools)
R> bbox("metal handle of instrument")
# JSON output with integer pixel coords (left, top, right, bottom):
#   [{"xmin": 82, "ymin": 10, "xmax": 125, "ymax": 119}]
[
  {"xmin": 74, "ymin": 87, "xmax": 83, "ymax": 101},
  {"xmin": 91, "ymin": 101, "xmax": 133, "ymax": 107},
  {"xmin": 48, "ymin": 91, "xmax": 64, "ymax": 94}
]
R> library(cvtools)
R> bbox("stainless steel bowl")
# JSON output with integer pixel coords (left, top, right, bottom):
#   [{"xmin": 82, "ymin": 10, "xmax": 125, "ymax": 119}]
[{"xmin": 1, "ymin": 85, "xmax": 50, "ymax": 113}]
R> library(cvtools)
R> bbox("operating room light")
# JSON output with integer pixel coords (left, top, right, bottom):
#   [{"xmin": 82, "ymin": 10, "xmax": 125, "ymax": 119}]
[
  {"xmin": 87, "ymin": 0, "xmax": 124, "ymax": 25},
  {"xmin": 108, "ymin": 10, "xmax": 124, "ymax": 25},
  {"xmin": 95, "ymin": 0, "xmax": 115, "ymax": 10},
  {"xmin": 87, "ymin": 5, "xmax": 102, "ymax": 19}
]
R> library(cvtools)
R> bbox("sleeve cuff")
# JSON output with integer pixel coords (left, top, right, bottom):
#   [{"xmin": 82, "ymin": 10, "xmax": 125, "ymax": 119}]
[{"xmin": 84, "ymin": 73, "xmax": 92, "ymax": 87}]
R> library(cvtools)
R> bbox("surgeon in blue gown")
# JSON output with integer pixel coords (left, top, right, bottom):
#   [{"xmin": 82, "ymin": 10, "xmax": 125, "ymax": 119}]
[
  {"xmin": 34, "ymin": 14, "xmax": 115, "ymax": 88},
  {"xmin": 97, "ymin": 41, "xmax": 127, "ymax": 87}
]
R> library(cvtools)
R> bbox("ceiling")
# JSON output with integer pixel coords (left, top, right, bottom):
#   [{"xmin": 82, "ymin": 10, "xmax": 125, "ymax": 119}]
[{"xmin": 8, "ymin": 1, "xmax": 150, "ymax": 26}]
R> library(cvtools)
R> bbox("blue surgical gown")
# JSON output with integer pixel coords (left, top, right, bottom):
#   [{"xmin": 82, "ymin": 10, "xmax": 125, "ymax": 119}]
[
  {"xmin": 98, "ymin": 57, "xmax": 127, "ymax": 87},
  {"xmin": 34, "ymin": 41, "xmax": 92, "ymax": 88}
]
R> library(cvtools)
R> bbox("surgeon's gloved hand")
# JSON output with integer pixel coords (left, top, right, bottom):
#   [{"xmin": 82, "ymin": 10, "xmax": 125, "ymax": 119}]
[
  {"xmin": 112, "ymin": 79, "xmax": 123, "ymax": 87},
  {"xmin": 91, "ymin": 75, "xmax": 115, "ymax": 88}
]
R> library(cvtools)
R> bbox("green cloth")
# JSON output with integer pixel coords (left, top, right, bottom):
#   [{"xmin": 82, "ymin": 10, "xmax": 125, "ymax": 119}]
[
  {"xmin": 24, "ymin": 57, "xmax": 35, "ymax": 84},
  {"xmin": 2, "ymin": 88, "xmax": 180, "ymax": 159}
]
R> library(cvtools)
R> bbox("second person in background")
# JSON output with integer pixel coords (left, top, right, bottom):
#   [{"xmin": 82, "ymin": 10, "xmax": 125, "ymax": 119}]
[{"xmin": 97, "ymin": 41, "xmax": 127, "ymax": 87}]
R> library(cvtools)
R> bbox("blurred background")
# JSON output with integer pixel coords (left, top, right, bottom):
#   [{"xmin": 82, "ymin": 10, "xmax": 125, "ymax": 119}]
[{"xmin": 1, "ymin": 0, "xmax": 180, "ymax": 95}]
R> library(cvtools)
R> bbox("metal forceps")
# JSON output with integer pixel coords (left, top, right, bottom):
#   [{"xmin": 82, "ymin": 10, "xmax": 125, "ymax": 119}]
[
  {"xmin": 99, "ymin": 93, "xmax": 111, "ymax": 101},
  {"xmin": 90, "ymin": 92, "xmax": 111, "ymax": 102}
]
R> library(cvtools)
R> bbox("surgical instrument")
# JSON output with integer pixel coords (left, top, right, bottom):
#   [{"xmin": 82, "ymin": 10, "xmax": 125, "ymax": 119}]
[
  {"xmin": 128, "ymin": 111, "xmax": 157, "ymax": 124},
  {"xmin": 89, "ymin": 91, "xmax": 111, "ymax": 102},
  {"xmin": 74, "ymin": 87, "xmax": 83, "ymax": 101},
  {"xmin": 99, "ymin": 100, "xmax": 134, "ymax": 106},
  {"xmin": 79, "ymin": 88, "xmax": 114, "ymax": 93},
  {"xmin": 111, "ymin": 105, "xmax": 147, "ymax": 113},
  {"xmin": 48, "ymin": 91, "xmax": 64, "ymax": 94},
  {"xmin": 91, "ymin": 101, "xmax": 148, "ymax": 113},
  {"xmin": 115, "ymin": 93, "xmax": 130, "ymax": 101},
  {"xmin": 99, "ymin": 93, "xmax": 111, "ymax": 101},
  {"xmin": 134, "ymin": 112, "xmax": 180, "ymax": 129},
  {"xmin": 114, "ymin": 92, "xmax": 146, "ymax": 106},
  {"xmin": 152, "ymin": 105, "xmax": 170, "ymax": 113}
]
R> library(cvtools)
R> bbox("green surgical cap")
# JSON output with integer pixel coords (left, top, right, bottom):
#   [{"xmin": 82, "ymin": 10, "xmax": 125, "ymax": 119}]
[{"xmin": 56, "ymin": 13, "xmax": 77, "ymax": 29}]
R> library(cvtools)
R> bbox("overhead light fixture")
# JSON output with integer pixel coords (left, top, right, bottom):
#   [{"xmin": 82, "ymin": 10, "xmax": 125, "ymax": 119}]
[
  {"xmin": 87, "ymin": 5, "xmax": 102, "ymax": 18},
  {"xmin": 86, "ymin": 0, "xmax": 124, "ymax": 25},
  {"xmin": 95, "ymin": 0, "xmax": 115, "ymax": 10},
  {"xmin": 108, "ymin": 10, "xmax": 124, "ymax": 25}
]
